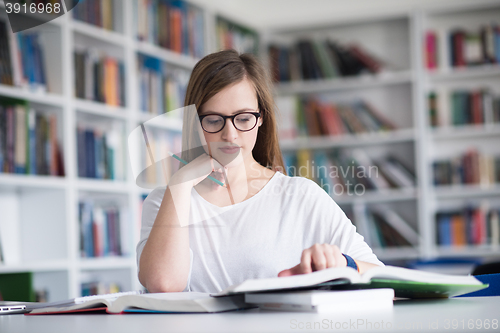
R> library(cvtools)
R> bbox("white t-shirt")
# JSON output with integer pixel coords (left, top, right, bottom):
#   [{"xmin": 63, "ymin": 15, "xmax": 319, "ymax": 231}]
[{"xmin": 137, "ymin": 171, "xmax": 383, "ymax": 293}]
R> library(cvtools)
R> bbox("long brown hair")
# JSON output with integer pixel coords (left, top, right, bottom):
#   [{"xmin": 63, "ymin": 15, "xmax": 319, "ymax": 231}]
[{"xmin": 181, "ymin": 49, "xmax": 285, "ymax": 174}]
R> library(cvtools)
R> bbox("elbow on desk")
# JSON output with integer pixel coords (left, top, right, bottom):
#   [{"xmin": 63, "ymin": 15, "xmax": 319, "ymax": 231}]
[{"xmin": 139, "ymin": 271, "xmax": 187, "ymax": 293}]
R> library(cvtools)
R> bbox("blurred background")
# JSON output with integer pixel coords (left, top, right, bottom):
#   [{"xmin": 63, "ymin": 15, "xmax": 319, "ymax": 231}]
[{"xmin": 0, "ymin": 0, "xmax": 499, "ymax": 302}]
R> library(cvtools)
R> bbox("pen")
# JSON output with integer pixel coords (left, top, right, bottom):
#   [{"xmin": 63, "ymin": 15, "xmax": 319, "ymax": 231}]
[{"xmin": 168, "ymin": 152, "xmax": 226, "ymax": 187}]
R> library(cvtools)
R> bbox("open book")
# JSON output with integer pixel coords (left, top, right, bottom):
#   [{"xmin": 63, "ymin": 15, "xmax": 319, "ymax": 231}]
[
  {"xmin": 215, "ymin": 265, "xmax": 487, "ymax": 299},
  {"xmin": 27, "ymin": 293, "xmax": 250, "ymax": 315}
]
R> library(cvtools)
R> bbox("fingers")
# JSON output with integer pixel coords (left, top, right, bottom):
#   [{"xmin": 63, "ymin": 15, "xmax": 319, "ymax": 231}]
[{"xmin": 278, "ymin": 244, "xmax": 347, "ymax": 277}]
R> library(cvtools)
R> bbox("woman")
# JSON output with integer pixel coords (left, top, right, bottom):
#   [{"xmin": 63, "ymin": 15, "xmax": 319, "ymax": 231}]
[{"xmin": 137, "ymin": 49, "xmax": 383, "ymax": 293}]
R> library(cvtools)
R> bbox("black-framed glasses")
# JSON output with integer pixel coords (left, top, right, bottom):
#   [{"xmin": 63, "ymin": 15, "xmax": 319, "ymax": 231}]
[{"xmin": 199, "ymin": 112, "xmax": 261, "ymax": 133}]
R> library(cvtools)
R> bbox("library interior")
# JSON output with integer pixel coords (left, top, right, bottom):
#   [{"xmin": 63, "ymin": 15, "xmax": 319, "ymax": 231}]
[{"xmin": 0, "ymin": 0, "xmax": 500, "ymax": 322}]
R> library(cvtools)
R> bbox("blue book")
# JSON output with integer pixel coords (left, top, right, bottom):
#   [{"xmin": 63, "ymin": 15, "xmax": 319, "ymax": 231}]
[
  {"xmin": 495, "ymin": 27, "xmax": 500, "ymax": 63},
  {"xmin": 85, "ymin": 130, "xmax": 96, "ymax": 178}
]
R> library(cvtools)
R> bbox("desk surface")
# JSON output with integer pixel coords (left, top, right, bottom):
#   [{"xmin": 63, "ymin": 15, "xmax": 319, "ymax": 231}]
[{"xmin": 1, "ymin": 297, "xmax": 499, "ymax": 333}]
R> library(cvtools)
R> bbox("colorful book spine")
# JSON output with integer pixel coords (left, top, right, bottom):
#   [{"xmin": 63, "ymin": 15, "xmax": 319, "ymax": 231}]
[
  {"xmin": 137, "ymin": 54, "xmax": 189, "ymax": 116},
  {"xmin": 436, "ymin": 204, "xmax": 500, "ymax": 247},
  {"xmin": 78, "ymin": 200, "xmax": 128, "ymax": 258},
  {"xmin": 76, "ymin": 124, "xmax": 125, "ymax": 181},
  {"xmin": 0, "ymin": 99, "xmax": 64, "ymax": 176},
  {"xmin": 74, "ymin": 49, "xmax": 125, "ymax": 107},
  {"xmin": 72, "ymin": 0, "xmax": 115, "ymax": 31},
  {"xmin": 135, "ymin": 0, "xmax": 205, "ymax": 58}
]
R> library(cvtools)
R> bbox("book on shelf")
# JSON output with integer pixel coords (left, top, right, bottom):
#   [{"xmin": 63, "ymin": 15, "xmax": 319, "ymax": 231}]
[
  {"xmin": 283, "ymin": 149, "xmax": 416, "ymax": 196},
  {"xmin": 76, "ymin": 123, "xmax": 125, "ymax": 180},
  {"xmin": 78, "ymin": 200, "xmax": 130, "ymax": 258},
  {"xmin": 0, "ymin": 98, "xmax": 64, "ymax": 176},
  {"xmin": 28, "ymin": 292, "xmax": 249, "ymax": 315},
  {"xmin": 245, "ymin": 288, "xmax": 394, "ymax": 313},
  {"xmin": 425, "ymin": 24, "xmax": 500, "ymax": 70},
  {"xmin": 286, "ymin": 97, "xmax": 397, "ymax": 139},
  {"xmin": 72, "ymin": 0, "xmax": 116, "ymax": 31},
  {"xmin": 74, "ymin": 48, "xmax": 125, "ymax": 107},
  {"xmin": 436, "ymin": 203, "xmax": 500, "ymax": 248},
  {"xmin": 0, "ymin": 20, "xmax": 47, "ymax": 91},
  {"xmin": 269, "ymin": 39, "xmax": 385, "ymax": 83},
  {"xmin": 135, "ymin": 0, "xmax": 205, "ymax": 59},
  {"xmin": 432, "ymin": 148, "xmax": 499, "ymax": 187},
  {"xmin": 137, "ymin": 53, "xmax": 189, "ymax": 115},
  {"xmin": 216, "ymin": 16, "xmax": 259, "ymax": 55}
]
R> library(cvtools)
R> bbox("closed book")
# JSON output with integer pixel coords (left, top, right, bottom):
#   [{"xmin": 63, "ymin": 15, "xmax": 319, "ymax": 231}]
[{"xmin": 246, "ymin": 289, "xmax": 394, "ymax": 313}]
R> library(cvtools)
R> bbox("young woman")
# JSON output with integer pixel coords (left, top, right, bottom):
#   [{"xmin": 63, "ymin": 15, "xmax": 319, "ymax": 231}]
[{"xmin": 137, "ymin": 49, "xmax": 383, "ymax": 293}]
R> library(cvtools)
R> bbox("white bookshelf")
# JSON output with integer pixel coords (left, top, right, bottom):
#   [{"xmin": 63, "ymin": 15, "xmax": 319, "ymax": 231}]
[{"xmin": 265, "ymin": 1, "xmax": 500, "ymax": 261}]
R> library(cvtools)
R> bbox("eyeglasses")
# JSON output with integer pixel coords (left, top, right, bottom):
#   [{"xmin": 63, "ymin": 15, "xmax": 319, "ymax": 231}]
[{"xmin": 199, "ymin": 112, "xmax": 261, "ymax": 134}]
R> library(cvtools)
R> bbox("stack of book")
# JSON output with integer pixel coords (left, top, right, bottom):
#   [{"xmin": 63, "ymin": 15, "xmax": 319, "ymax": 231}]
[
  {"xmin": 78, "ymin": 200, "xmax": 130, "ymax": 258},
  {"xmin": 137, "ymin": 53, "xmax": 189, "ymax": 115},
  {"xmin": 71, "ymin": 0, "xmax": 115, "ymax": 31},
  {"xmin": 26, "ymin": 266, "xmax": 488, "ymax": 315},
  {"xmin": 428, "ymin": 90, "xmax": 500, "ymax": 128},
  {"xmin": 283, "ymin": 149, "xmax": 416, "ymax": 195},
  {"xmin": 76, "ymin": 125, "xmax": 125, "ymax": 180},
  {"xmin": 74, "ymin": 49, "xmax": 125, "ymax": 106},
  {"xmin": 0, "ymin": 99, "xmax": 64, "ymax": 176},
  {"xmin": 269, "ymin": 39, "xmax": 384, "ymax": 82},
  {"xmin": 0, "ymin": 21, "xmax": 47, "ymax": 91},
  {"xmin": 432, "ymin": 149, "xmax": 500, "ymax": 187},
  {"xmin": 135, "ymin": 0, "xmax": 205, "ymax": 59},
  {"xmin": 436, "ymin": 203, "xmax": 499, "ymax": 247},
  {"xmin": 425, "ymin": 24, "xmax": 500, "ymax": 69},
  {"xmin": 216, "ymin": 16, "xmax": 259, "ymax": 55}
]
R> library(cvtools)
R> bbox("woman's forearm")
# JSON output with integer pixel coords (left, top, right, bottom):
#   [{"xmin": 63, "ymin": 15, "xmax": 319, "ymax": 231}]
[{"xmin": 139, "ymin": 182, "xmax": 192, "ymax": 292}]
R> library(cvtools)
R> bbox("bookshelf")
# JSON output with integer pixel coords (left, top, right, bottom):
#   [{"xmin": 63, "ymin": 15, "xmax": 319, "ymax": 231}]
[
  {"xmin": 265, "ymin": 1, "xmax": 500, "ymax": 262},
  {"xmin": 0, "ymin": 0, "xmax": 261, "ymax": 301}
]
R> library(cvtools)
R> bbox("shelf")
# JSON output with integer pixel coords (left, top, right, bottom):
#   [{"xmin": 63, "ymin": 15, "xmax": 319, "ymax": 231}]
[
  {"xmin": 274, "ymin": 70, "xmax": 413, "ymax": 95},
  {"xmin": 0, "ymin": 174, "xmax": 67, "ymax": 190},
  {"xmin": 136, "ymin": 112, "xmax": 184, "ymax": 131},
  {"xmin": 0, "ymin": 260, "xmax": 69, "ymax": 273},
  {"xmin": 334, "ymin": 188, "xmax": 417, "ymax": 205},
  {"xmin": 74, "ymin": 99, "xmax": 128, "ymax": 117},
  {"xmin": 436, "ymin": 245, "xmax": 500, "ymax": 258},
  {"xmin": 430, "ymin": 124, "xmax": 500, "ymax": 140},
  {"xmin": 280, "ymin": 128, "xmax": 415, "ymax": 151},
  {"xmin": 427, "ymin": 64, "xmax": 500, "ymax": 82},
  {"xmin": 78, "ymin": 257, "xmax": 135, "ymax": 270},
  {"xmin": 76, "ymin": 179, "xmax": 130, "ymax": 193},
  {"xmin": 0, "ymin": 84, "xmax": 65, "ymax": 106},
  {"xmin": 71, "ymin": 19, "xmax": 127, "ymax": 46},
  {"xmin": 135, "ymin": 41, "xmax": 199, "ymax": 69},
  {"xmin": 434, "ymin": 184, "xmax": 500, "ymax": 199},
  {"xmin": 373, "ymin": 247, "xmax": 421, "ymax": 261}
]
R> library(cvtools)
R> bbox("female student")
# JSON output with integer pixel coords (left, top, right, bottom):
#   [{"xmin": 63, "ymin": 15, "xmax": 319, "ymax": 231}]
[{"xmin": 137, "ymin": 49, "xmax": 383, "ymax": 293}]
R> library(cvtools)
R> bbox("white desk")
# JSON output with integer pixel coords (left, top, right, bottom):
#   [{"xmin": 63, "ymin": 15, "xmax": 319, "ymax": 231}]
[{"xmin": 1, "ymin": 297, "xmax": 499, "ymax": 333}]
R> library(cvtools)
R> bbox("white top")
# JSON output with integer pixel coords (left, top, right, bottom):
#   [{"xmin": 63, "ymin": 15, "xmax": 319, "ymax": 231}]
[{"xmin": 137, "ymin": 171, "xmax": 383, "ymax": 293}]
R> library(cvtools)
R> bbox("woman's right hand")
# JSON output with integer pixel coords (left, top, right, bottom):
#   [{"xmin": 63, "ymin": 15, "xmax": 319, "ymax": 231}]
[{"xmin": 169, "ymin": 153, "xmax": 224, "ymax": 188}]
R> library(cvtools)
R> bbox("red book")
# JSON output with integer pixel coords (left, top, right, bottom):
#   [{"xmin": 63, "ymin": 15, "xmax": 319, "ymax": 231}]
[
  {"xmin": 347, "ymin": 44, "xmax": 382, "ymax": 73},
  {"xmin": 426, "ymin": 31, "xmax": 437, "ymax": 69},
  {"xmin": 471, "ymin": 91, "xmax": 484, "ymax": 124},
  {"xmin": 454, "ymin": 31, "xmax": 466, "ymax": 67}
]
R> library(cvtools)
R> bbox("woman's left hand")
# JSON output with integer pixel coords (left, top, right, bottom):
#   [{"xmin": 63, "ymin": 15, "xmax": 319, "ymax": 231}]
[{"xmin": 278, "ymin": 243, "xmax": 348, "ymax": 277}]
